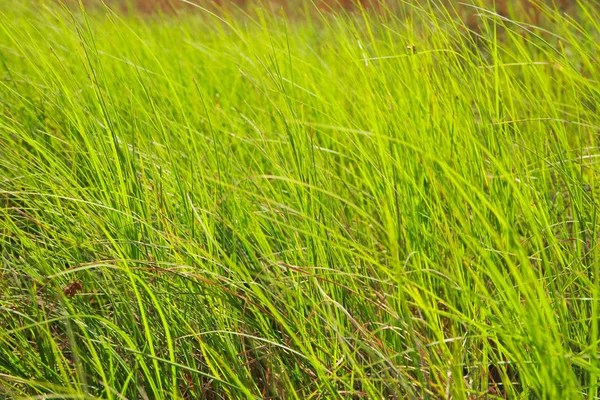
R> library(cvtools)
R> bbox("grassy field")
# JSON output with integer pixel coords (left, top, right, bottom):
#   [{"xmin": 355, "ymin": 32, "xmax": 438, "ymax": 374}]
[{"xmin": 1, "ymin": 0, "xmax": 599, "ymax": 398}]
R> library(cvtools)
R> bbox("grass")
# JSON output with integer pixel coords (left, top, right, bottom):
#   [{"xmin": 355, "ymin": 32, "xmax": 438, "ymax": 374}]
[{"xmin": 0, "ymin": 0, "xmax": 599, "ymax": 398}]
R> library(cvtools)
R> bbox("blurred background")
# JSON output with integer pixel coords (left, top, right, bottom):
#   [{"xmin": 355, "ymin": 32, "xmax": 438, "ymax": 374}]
[
  {"xmin": 61, "ymin": 0, "xmax": 581, "ymax": 34},
  {"xmin": 54, "ymin": 0, "xmax": 579, "ymax": 42},
  {"xmin": 69, "ymin": 0, "xmax": 577, "ymax": 15}
]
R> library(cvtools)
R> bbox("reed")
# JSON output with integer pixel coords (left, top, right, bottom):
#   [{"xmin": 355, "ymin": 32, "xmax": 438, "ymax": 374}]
[{"xmin": 0, "ymin": 0, "xmax": 598, "ymax": 398}]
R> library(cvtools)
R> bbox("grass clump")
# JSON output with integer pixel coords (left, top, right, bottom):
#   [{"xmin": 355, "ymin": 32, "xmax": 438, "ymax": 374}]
[{"xmin": 1, "ymin": 0, "xmax": 599, "ymax": 398}]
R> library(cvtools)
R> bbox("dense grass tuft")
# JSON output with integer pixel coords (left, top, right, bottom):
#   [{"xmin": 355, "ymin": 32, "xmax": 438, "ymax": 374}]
[{"xmin": 1, "ymin": 1, "xmax": 599, "ymax": 398}]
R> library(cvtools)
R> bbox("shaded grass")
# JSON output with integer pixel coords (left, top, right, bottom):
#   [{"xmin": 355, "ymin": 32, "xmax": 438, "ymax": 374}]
[{"xmin": 0, "ymin": 0, "xmax": 599, "ymax": 398}]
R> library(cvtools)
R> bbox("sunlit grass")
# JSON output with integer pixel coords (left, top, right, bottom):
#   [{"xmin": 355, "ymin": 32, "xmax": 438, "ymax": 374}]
[{"xmin": 1, "ymin": 0, "xmax": 599, "ymax": 398}]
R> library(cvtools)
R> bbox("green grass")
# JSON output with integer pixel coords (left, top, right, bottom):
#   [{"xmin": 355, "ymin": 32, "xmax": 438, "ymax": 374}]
[{"xmin": 0, "ymin": 0, "xmax": 599, "ymax": 398}]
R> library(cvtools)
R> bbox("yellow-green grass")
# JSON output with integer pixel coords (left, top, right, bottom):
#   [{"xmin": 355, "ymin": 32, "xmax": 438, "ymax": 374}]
[{"xmin": 0, "ymin": 1, "xmax": 599, "ymax": 398}]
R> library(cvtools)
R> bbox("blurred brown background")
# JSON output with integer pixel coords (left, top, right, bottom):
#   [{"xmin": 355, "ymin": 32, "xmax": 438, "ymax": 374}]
[
  {"xmin": 74, "ymin": 0, "xmax": 576, "ymax": 13},
  {"xmin": 71, "ymin": 0, "xmax": 578, "ymax": 26}
]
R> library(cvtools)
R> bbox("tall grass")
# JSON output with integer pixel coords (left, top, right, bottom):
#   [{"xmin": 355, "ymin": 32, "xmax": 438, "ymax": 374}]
[{"xmin": 0, "ymin": 0, "xmax": 599, "ymax": 398}]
